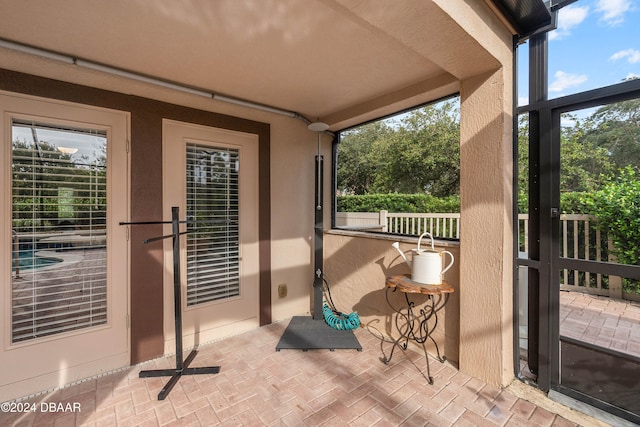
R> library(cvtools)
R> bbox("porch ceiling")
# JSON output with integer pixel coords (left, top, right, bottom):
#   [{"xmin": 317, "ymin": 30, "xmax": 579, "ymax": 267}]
[{"xmin": 0, "ymin": 0, "xmax": 543, "ymax": 129}]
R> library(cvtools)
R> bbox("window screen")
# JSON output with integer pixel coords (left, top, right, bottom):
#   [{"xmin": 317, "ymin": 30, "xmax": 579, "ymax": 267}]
[{"xmin": 185, "ymin": 143, "xmax": 240, "ymax": 306}]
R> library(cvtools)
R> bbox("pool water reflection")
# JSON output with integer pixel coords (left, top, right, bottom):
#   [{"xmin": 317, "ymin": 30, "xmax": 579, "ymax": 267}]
[{"xmin": 12, "ymin": 250, "xmax": 62, "ymax": 271}]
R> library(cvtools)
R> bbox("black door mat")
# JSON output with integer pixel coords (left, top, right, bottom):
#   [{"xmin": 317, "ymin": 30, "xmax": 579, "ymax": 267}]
[{"xmin": 275, "ymin": 316, "xmax": 362, "ymax": 352}]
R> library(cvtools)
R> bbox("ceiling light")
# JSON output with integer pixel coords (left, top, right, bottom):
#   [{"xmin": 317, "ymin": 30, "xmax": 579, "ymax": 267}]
[{"xmin": 307, "ymin": 122, "xmax": 329, "ymax": 132}]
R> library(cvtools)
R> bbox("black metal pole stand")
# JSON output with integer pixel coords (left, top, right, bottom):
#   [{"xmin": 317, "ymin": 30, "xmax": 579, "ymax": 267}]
[
  {"xmin": 131, "ymin": 207, "xmax": 220, "ymax": 400},
  {"xmin": 313, "ymin": 154, "xmax": 324, "ymax": 320}
]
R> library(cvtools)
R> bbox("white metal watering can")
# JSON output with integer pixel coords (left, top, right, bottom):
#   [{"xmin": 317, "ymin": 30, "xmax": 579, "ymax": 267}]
[{"xmin": 392, "ymin": 232, "xmax": 454, "ymax": 285}]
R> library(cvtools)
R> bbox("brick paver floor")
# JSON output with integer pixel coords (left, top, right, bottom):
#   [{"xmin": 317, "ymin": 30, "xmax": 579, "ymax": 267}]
[
  {"xmin": 560, "ymin": 291, "xmax": 640, "ymax": 359},
  {"xmin": 1, "ymin": 318, "xmax": 607, "ymax": 427}
]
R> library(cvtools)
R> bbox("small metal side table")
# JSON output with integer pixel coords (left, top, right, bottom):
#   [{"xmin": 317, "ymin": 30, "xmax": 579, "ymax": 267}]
[{"xmin": 382, "ymin": 274, "xmax": 454, "ymax": 384}]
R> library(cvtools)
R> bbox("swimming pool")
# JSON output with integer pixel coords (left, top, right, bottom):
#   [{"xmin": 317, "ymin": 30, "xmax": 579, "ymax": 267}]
[{"xmin": 12, "ymin": 250, "xmax": 62, "ymax": 271}]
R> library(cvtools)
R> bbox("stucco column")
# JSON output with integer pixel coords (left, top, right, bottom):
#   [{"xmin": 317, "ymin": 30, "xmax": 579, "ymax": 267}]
[{"xmin": 459, "ymin": 68, "xmax": 514, "ymax": 386}]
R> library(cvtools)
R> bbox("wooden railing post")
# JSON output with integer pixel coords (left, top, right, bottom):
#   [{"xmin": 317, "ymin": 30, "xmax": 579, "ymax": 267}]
[{"xmin": 608, "ymin": 237, "xmax": 623, "ymax": 299}]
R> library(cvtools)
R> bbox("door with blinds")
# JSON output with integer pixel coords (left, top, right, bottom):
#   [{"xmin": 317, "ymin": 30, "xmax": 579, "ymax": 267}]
[
  {"xmin": 0, "ymin": 93, "xmax": 129, "ymax": 401},
  {"xmin": 162, "ymin": 120, "xmax": 259, "ymax": 352}
]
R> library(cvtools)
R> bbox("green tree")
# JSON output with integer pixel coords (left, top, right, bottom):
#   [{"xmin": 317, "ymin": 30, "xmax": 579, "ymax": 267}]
[
  {"xmin": 370, "ymin": 99, "xmax": 460, "ymax": 196},
  {"xmin": 517, "ymin": 114, "xmax": 530, "ymax": 212},
  {"xmin": 517, "ymin": 113, "xmax": 615, "ymax": 202},
  {"xmin": 583, "ymin": 97, "xmax": 640, "ymax": 170},
  {"xmin": 12, "ymin": 138, "xmax": 106, "ymax": 231},
  {"xmin": 559, "ymin": 113, "xmax": 615, "ymax": 192},
  {"xmin": 12, "ymin": 138, "xmax": 73, "ymax": 229},
  {"xmin": 337, "ymin": 98, "xmax": 460, "ymax": 197},
  {"xmin": 337, "ymin": 121, "xmax": 393, "ymax": 194}
]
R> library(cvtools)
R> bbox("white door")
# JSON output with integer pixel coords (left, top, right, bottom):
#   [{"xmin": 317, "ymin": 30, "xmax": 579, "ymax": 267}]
[
  {"xmin": 162, "ymin": 120, "xmax": 259, "ymax": 352},
  {"xmin": 0, "ymin": 92, "xmax": 129, "ymax": 401}
]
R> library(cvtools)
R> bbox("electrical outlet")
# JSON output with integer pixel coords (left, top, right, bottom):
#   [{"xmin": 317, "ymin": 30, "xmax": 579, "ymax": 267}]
[{"xmin": 278, "ymin": 284, "xmax": 287, "ymax": 298}]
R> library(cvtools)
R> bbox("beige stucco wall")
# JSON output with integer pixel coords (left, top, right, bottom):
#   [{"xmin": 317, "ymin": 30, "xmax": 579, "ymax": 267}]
[
  {"xmin": 458, "ymin": 68, "xmax": 515, "ymax": 387},
  {"xmin": 324, "ymin": 231, "xmax": 460, "ymax": 365},
  {"xmin": 458, "ymin": 62, "xmax": 514, "ymax": 386},
  {"xmin": 419, "ymin": 0, "xmax": 516, "ymax": 387},
  {"xmin": 269, "ymin": 118, "xmax": 331, "ymax": 321}
]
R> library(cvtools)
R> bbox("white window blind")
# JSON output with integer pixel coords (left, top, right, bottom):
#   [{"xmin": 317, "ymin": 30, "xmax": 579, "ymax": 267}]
[
  {"xmin": 11, "ymin": 120, "xmax": 108, "ymax": 343},
  {"xmin": 186, "ymin": 143, "xmax": 240, "ymax": 306}
]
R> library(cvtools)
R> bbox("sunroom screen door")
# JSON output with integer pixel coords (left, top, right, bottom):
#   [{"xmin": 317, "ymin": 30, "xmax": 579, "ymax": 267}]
[
  {"xmin": 0, "ymin": 92, "xmax": 129, "ymax": 402},
  {"xmin": 162, "ymin": 120, "xmax": 259, "ymax": 353},
  {"xmin": 552, "ymin": 99, "xmax": 640, "ymax": 423}
]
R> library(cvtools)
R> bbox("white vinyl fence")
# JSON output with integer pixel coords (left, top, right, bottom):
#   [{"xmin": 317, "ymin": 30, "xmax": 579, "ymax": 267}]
[{"xmin": 335, "ymin": 210, "xmax": 460, "ymax": 237}]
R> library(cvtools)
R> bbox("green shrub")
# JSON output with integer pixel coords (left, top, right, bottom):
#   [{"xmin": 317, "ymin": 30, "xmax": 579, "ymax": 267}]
[
  {"xmin": 561, "ymin": 192, "xmax": 594, "ymax": 214},
  {"xmin": 337, "ymin": 194, "xmax": 460, "ymax": 213},
  {"xmin": 518, "ymin": 192, "xmax": 593, "ymax": 214},
  {"xmin": 586, "ymin": 167, "xmax": 640, "ymax": 295}
]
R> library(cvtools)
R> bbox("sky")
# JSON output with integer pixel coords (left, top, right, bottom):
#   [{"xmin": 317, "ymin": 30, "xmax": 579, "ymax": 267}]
[{"xmin": 517, "ymin": 0, "xmax": 640, "ymax": 106}]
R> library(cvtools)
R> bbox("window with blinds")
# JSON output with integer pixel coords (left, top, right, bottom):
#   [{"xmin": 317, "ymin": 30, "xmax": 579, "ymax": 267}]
[
  {"xmin": 185, "ymin": 143, "xmax": 240, "ymax": 306},
  {"xmin": 11, "ymin": 120, "xmax": 108, "ymax": 343}
]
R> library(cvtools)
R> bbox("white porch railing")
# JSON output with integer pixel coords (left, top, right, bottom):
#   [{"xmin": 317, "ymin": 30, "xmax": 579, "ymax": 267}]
[{"xmin": 336, "ymin": 211, "xmax": 626, "ymax": 299}]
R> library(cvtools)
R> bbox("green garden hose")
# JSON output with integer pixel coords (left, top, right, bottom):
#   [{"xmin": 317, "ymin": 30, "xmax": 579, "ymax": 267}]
[
  {"xmin": 322, "ymin": 303, "xmax": 360, "ymax": 330},
  {"xmin": 321, "ymin": 277, "xmax": 361, "ymax": 330}
]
